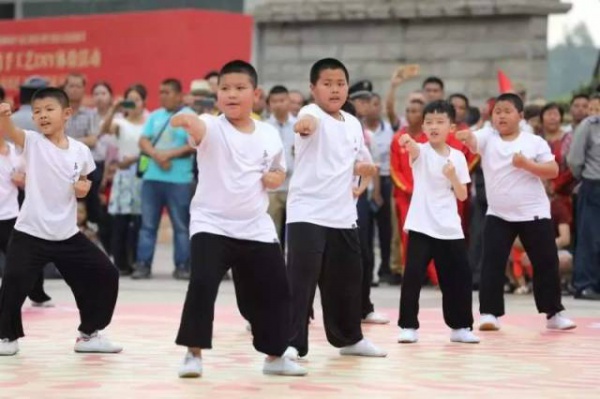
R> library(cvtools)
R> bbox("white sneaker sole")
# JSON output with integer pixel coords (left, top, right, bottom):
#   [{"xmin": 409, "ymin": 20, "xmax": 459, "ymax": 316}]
[
  {"xmin": 74, "ymin": 347, "xmax": 123, "ymax": 354},
  {"xmin": 547, "ymin": 324, "xmax": 577, "ymax": 331},
  {"xmin": 479, "ymin": 322, "xmax": 500, "ymax": 331},
  {"xmin": 179, "ymin": 370, "xmax": 202, "ymax": 378},
  {"xmin": 451, "ymin": 338, "xmax": 480, "ymax": 344},
  {"xmin": 263, "ymin": 369, "xmax": 307, "ymax": 376},
  {"xmin": 398, "ymin": 337, "xmax": 418, "ymax": 344},
  {"xmin": 362, "ymin": 319, "xmax": 390, "ymax": 325}
]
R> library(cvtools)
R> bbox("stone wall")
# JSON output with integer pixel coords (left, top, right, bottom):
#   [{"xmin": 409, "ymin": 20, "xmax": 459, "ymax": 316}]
[{"xmin": 253, "ymin": 0, "xmax": 569, "ymax": 106}]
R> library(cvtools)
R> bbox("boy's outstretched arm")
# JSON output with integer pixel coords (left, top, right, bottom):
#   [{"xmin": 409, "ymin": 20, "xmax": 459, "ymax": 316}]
[
  {"xmin": 171, "ymin": 114, "xmax": 207, "ymax": 145},
  {"xmin": 456, "ymin": 129, "xmax": 478, "ymax": 154},
  {"xmin": 0, "ymin": 103, "xmax": 25, "ymax": 148}
]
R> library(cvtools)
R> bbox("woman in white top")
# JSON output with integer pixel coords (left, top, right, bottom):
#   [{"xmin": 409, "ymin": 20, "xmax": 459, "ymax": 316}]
[{"xmin": 100, "ymin": 84, "xmax": 147, "ymax": 275}]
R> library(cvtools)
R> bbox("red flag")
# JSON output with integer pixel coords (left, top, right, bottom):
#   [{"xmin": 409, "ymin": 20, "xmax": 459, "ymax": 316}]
[{"xmin": 497, "ymin": 70, "xmax": 513, "ymax": 93}]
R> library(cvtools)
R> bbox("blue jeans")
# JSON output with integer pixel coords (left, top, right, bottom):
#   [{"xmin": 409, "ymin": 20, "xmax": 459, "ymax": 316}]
[
  {"xmin": 573, "ymin": 179, "xmax": 600, "ymax": 292},
  {"xmin": 136, "ymin": 180, "xmax": 192, "ymax": 270}
]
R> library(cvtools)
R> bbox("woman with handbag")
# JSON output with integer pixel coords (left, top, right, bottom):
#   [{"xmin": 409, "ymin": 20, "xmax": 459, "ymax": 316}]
[{"xmin": 100, "ymin": 84, "xmax": 148, "ymax": 276}]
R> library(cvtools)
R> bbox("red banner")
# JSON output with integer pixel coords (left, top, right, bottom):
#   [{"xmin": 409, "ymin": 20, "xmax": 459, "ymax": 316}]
[{"xmin": 0, "ymin": 9, "xmax": 253, "ymax": 108}]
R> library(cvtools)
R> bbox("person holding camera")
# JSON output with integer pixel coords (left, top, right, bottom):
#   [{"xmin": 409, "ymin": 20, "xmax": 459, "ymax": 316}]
[{"xmin": 100, "ymin": 84, "xmax": 148, "ymax": 276}]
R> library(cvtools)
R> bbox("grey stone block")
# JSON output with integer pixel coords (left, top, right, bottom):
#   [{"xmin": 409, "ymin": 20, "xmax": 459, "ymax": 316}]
[
  {"xmin": 362, "ymin": 61, "xmax": 403, "ymax": 80},
  {"xmin": 466, "ymin": 41, "xmax": 530, "ymax": 60},
  {"xmin": 529, "ymin": 16, "xmax": 548, "ymax": 38},
  {"xmin": 360, "ymin": 22, "xmax": 404, "ymax": 43},
  {"xmin": 378, "ymin": 42, "xmax": 405, "ymax": 61},
  {"xmin": 300, "ymin": 44, "xmax": 341, "ymax": 60},
  {"xmin": 405, "ymin": 22, "xmax": 448, "ymax": 41},
  {"xmin": 341, "ymin": 43, "xmax": 382, "ymax": 61},
  {"xmin": 264, "ymin": 44, "xmax": 301, "ymax": 62}
]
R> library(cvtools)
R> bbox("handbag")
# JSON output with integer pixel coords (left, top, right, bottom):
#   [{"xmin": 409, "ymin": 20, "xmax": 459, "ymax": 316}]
[{"xmin": 136, "ymin": 109, "xmax": 180, "ymax": 178}]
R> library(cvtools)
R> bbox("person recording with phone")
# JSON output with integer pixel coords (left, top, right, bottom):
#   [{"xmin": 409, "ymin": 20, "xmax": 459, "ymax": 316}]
[{"xmin": 100, "ymin": 84, "xmax": 148, "ymax": 276}]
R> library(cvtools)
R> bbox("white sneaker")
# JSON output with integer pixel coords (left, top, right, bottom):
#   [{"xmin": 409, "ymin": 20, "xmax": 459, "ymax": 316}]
[
  {"xmin": 31, "ymin": 300, "xmax": 55, "ymax": 308},
  {"xmin": 479, "ymin": 314, "xmax": 501, "ymax": 331},
  {"xmin": 546, "ymin": 312, "xmax": 577, "ymax": 331},
  {"xmin": 340, "ymin": 338, "xmax": 387, "ymax": 357},
  {"xmin": 178, "ymin": 352, "xmax": 202, "ymax": 378},
  {"xmin": 450, "ymin": 329, "xmax": 481, "ymax": 344},
  {"xmin": 282, "ymin": 346, "xmax": 300, "ymax": 361},
  {"xmin": 362, "ymin": 312, "xmax": 390, "ymax": 325},
  {"xmin": 263, "ymin": 357, "xmax": 307, "ymax": 376},
  {"xmin": 398, "ymin": 328, "xmax": 418, "ymax": 343},
  {"xmin": 74, "ymin": 332, "xmax": 123, "ymax": 353},
  {"xmin": 0, "ymin": 339, "xmax": 19, "ymax": 356}
]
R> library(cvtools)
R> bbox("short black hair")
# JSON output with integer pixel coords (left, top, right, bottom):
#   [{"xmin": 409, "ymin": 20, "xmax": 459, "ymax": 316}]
[
  {"xmin": 125, "ymin": 84, "xmax": 148, "ymax": 102},
  {"xmin": 204, "ymin": 70, "xmax": 219, "ymax": 80},
  {"xmin": 494, "ymin": 93, "xmax": 524, "ymax": 113},
  {"xmin": 309, "ymin": 58, "xmax": 349, "ymax": 86},
  {"xmin": 524, "ymin": 105, "xmax": 541, "ymax": 120},
  {"xmin": 570, "ymin": 93, "xmax": 589, "ymax": 105},
  {"xmin": 422, "ymin": 76, "xmax": 444, "ymax": 90},
  {"xmin": 0, "ymin": 85, "xmax": 5, "ymax": 101},
  {"xmin": 91, "ymin": 81, "xmax": 113, "ymax": 96},
  {"xmin": 65, "ymin": 72, "xmax": 86, "ymax": 86},
  {"xmin": 31, "ymin": 87, "xmax": 70, "ymax": 108},
  {"xmin": 448, "ymin": 93, "xmax": 470, "ymax": 109},
  {"xmin": 540, "ymin": 102, "xmax": 564, "ymax": 123},
  {"xmin": 219, "ymin": 60, "xmax": 258, "ymax": 88},
  {"xmin": 267, "ymin": 85, "xmax": 289, "ymax": 103},
  {"xmin": 161, "ymin": 78, "xmax": 183, "ymax": 93},
  {"xmin": 423, "ymin": 100, "xmax": 456, "ymax": 122}
]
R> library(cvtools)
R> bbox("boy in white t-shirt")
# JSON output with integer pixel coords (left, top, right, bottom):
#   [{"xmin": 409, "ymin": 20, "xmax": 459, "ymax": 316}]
[
  {"xmin": 0, "ymin": 88, "xmax": 121, "ymax": 356},
  {"xmin": 397, "ymin": 101, "xmax": 479, "ymax": 344},
  {"xmin": 284, "ymin": 58, "xmax": 387, "ymax": 360},
  {"xmin": 0, "ymin": 137, "xmax": 53, "ymax": 308},
  {"xmin": 171, "ymin": 60, "xmax": 306, "ymax": 378},
  {"xmin": 457, "ymin": 93, "xmax": 576, "ymax": 331}
]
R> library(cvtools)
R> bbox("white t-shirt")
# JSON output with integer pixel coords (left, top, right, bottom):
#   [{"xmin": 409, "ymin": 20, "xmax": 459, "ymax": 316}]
[
  {"xmin": 114, "ymin": 118, "xmax": 143, "ymax": 160},
  {"xmin": 0, "ymin": 143, "xmax": 22, "ymax": 220},
  {"xmin": 15, "ymin": 130, "xmax": 96, "ymax": 241},
  {"xmin": 404, "ymin": 143, "xmax": 471, "ymax": 239},
  {"xmin": 475, "ymin": 127, "xmax": 554, "ymax": 221},
  {"xmin": 287, "ymin": 104, "xmax": 372, "ymax": 229},
  {"xmin": 189, "ymin": 114, "xmax": 286, "ymax": 243}
]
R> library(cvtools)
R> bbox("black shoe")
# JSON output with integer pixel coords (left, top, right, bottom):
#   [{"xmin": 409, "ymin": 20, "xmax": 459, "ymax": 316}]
[
  {"xmin": 574, "ymin": 287, "xmax": 600, "ymax": 300},
  {"xmin": 131, "ymin": 265, "xmax": 151, "ymax": 280},
  {"xmin": 173, "ymin": 268, "xmax": 191, "ymax": 280}
]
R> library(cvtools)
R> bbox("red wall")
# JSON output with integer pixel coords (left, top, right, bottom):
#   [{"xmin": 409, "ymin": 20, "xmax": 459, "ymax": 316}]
[{"xmin": 0, "ymin": 9, "xmax": 253, "ymax": 109}]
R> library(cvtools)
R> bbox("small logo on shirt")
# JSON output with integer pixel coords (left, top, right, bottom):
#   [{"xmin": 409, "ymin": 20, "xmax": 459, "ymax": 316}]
[
  {"xmin": 261, "ymin": 150, "xmax": 270, "ymax": 172},
  {"xmin": 71, "ymin": 162, "xmax": 79, "ymax": 183}
]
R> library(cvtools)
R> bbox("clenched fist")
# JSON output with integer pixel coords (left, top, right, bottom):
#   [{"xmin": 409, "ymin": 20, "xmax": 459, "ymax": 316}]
[
  {"xmin": 442, "ymin": 160, "xmax": 456, "ymax": 180},
  {"xmin": 0, "ymin": 103, "xmax": 12, "ymax": 118},
  {"xmin": 294, "ymin": 116, "xmax": 318, "ymax": 136},
  {"xmin": 455, "ymin": 129, "xmax": 471, "ymax": 143},
  {"xmin": 512, "ymin": 152, "xmax": 529, "ymax": 169},
  {"xmin": 398, "ymin": 133, "xmax": 413, "ymax": 148},
  {"xmin": 73, "ymin": 178, "xmax": 92, "ymax": 198},
  {"xmin": 171, "ymin": 114, "xmax": 196, "ymax": 129}
]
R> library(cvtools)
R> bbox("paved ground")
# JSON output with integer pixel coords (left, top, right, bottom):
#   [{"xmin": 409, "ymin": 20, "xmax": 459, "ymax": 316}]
[{"xmin": 0, "ymin": 244, "xmax": 599, "ymax": 399}]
